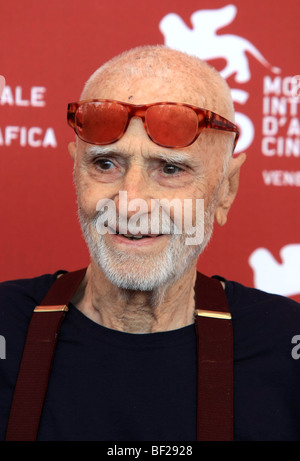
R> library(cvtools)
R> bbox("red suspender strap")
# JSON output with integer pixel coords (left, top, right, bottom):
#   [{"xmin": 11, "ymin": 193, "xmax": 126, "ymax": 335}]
[
  {"xmin": 5, "ymin": 269, "xmax": 233, "ymax": 441},
  {"xmin": 194, "ymin": 273, "xmax": 234, "ymax": 441},
  {"xmin": 5, "ymin": 268, "xmax": 87, "ymax": 441}
]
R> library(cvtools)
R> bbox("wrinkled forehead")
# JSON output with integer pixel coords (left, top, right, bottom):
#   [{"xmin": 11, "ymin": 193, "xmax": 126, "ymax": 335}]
[
  {"xmin": 85, "ymin": 69, "xmax": 202, "ymax": 105},
  {"xmin": 81, "ymin": 53, "xmax": 234, "ymax": 120}
]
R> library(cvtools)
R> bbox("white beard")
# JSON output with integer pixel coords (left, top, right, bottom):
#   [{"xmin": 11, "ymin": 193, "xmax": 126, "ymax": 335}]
[{"xmin": 77, "ymin": 203, "xmax": 215, "ymax": 292}]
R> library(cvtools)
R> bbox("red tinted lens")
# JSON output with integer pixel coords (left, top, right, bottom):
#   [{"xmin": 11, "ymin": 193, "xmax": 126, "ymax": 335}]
[
  {"xmin": 75, "ymin": 101, "xmax": 128, "ymax": 144},
  {"xmin": 145, "ymin": 104, "xmax": 200, "ymax": 147}
]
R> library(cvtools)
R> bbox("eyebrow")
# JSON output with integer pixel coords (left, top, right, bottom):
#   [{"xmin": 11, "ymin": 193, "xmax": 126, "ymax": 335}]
[
  {"xmin": 85, "ymin": 145, "xmax": 195, "ymax": 166},
  {"xmin": 85, "ymin": 146, "xmax": 114, "ymax": 160}
]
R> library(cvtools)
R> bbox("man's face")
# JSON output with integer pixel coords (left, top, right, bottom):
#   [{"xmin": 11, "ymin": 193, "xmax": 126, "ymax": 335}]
[{"xmin": 70, "ymin": 70, "xmax": 233, "ymax": 291}]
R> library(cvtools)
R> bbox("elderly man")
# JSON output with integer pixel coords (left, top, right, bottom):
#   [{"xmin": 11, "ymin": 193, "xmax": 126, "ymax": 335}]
[{"xmin": 1, "ymin": 46, "xmax": 300, "ymax": 442}]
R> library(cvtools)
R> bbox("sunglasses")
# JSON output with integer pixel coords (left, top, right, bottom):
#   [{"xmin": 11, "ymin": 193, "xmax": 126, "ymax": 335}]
[{"xmin": 67, "ymin": 99, "xmax": 240, "ymax": 151}]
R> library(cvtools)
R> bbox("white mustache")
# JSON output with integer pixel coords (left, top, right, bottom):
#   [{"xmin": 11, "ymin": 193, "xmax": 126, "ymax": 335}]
[
  {"xmin": 91, "ymin": 193, "xmax": 205, "ymax": 245},
  {"xmin": 94, "ymin": 205, "xmax": 180, "ymax": 235}
]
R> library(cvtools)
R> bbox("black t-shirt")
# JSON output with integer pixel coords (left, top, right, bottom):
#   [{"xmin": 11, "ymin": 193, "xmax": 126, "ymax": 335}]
[{"xmin": 0, "ymin": 270, "xmax": 300, "ymax": 441}]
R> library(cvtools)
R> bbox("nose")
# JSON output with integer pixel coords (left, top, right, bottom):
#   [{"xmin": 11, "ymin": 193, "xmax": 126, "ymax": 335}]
[
  {"xmin": 114, "ymin": 164, "xmax": 155, "ymax": 236},
  {"xmin": 114, "ymin": 162, "xmax": 155, "ymax": 227},
  {"xmin": 112, "ymin": 117, "xmax": 159, "ymax": 225}
]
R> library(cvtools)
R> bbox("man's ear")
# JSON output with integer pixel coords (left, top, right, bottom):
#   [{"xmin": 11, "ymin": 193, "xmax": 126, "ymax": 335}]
[
  {"xmin": 215, "ymin": 152, "xmax": 246, "ymax": 226},
  {"xmin": 68, "ymin": 141, "xmax": 77, "ymax": 161}
]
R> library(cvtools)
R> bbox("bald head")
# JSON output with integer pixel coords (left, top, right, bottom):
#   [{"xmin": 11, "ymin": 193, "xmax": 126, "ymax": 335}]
[{"xmin": 81, "ymin": 45, "xmax": 235, "ymax": 123}]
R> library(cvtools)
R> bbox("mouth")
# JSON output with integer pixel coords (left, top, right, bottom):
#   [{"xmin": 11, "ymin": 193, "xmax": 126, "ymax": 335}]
[
  {"xmin": 118, "ymin": 232, "xmax": 163, "ymax": 240},
  {"xmin": 108, "ymin": 229, "xmax": 167, "ymax": 247}
]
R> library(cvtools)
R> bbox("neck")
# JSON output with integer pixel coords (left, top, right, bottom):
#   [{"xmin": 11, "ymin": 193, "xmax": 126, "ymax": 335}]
[{"xmin": 72, "ymin": 262, "xmax": 197, "ymax": 333}]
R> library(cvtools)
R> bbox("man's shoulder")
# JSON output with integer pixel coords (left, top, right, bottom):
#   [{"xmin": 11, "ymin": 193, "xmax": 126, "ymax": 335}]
[
  {"xmin": 0, "ymin": 270, "xmax": 66, "ymax": 319},
  {"xmin": 221, "ymin": 276, "xmax": 299, "ymax": 310},
  {"xmin": 217, "ymin": 277, "xmax": 300, "ymax": 326}
]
